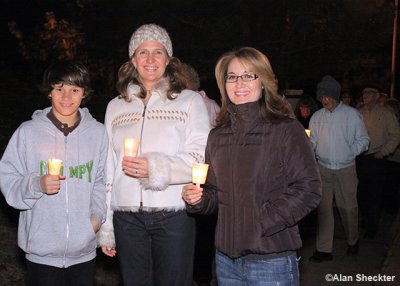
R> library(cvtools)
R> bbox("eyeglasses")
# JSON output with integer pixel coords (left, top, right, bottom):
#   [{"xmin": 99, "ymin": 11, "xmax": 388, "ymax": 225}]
[{"xmin": 225, "ymin": 72, "xmax": 258, "ymax": 83}]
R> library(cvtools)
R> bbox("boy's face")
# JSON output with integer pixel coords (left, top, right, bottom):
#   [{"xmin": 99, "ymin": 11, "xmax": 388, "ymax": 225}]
[{"xmin": 50, "ymin": 83, "xmax": 84, "ymax": 126}]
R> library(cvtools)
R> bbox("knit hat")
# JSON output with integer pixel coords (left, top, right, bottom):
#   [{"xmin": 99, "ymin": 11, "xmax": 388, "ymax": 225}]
[
  {"xmin": 128, "ymin": 24, "xmax": 173, "ymax": 58},
  {"xmin": 316, "ymin": 75, "xmax": 341, "ymax": 101}
]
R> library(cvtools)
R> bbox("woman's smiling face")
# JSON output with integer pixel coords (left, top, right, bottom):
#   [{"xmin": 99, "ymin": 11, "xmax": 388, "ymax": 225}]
[
  {"xmin": 131, "ymin": 40, "xmax": 169, "ymax": 90},
  {"xmin": 225, "ymin": 58, "xmax": 262, "ymax": 105}
]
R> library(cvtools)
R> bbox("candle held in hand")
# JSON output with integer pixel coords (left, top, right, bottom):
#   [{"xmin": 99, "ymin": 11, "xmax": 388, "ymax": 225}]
[
  {"xmin": 192, "ymin": 163, "xmax": 209, "ymax": 189},
  {"xmin": 305, "ymin": 129, "xmax": 311, "ymax": 137},
  {"xmin": 48, "ymin": 158, "xmax": 62, "ymax": 175},
  {"xmin": 124, "ymin": 138, "xmax": 140, "ymax": 157}
]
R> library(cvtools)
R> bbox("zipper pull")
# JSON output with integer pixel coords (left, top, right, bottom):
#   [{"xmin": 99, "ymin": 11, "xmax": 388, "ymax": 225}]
[{"xmin": 142, "ymin": 105, "xmax": 147, "ymax": 117}]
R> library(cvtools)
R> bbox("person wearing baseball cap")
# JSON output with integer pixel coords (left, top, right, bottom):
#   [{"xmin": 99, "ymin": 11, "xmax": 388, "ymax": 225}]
[
  {"xmin": 97, "ymin": 24, "xmax": 211, "ymax": 286},
  {"xmin": 309, "ymin": 75, "xmax": 370, "ymax": 262}
]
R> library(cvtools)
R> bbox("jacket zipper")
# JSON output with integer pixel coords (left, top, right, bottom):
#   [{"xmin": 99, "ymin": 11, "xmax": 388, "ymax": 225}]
[
  {"xmin": 138, "ymin": 104, "xmax": 147, "ymax": 210},
  {"xmin": 63, "ymin": 136, "xmax": 69, "ymax": 267},
  {"xmin": 231, "ymin": 136, "xmax": 236, "ymax": 253}
]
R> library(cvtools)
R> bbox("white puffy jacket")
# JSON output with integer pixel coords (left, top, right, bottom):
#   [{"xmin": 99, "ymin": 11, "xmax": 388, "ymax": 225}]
[{"xmin": 97, "ymin": 81, "xmax": 211, "ymax": 247}]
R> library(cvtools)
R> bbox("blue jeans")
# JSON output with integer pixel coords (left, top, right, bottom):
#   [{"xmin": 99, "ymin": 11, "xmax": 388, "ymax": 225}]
[
  {"xmin": 216, "ymin": 250, "xmax": 300, "ymax": 286},
  {"xmin": 113, "ymin": 210, "xmax": 195, "ymax": 286}
]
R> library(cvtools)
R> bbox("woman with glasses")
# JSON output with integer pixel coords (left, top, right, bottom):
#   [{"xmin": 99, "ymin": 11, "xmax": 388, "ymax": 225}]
[{"xmin": 182, "ymin": 47, "xmax": 321, "ymax": 285}]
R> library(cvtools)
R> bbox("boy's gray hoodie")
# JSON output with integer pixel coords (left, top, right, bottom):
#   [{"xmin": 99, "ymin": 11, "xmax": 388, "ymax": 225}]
[{"xmin": 0, "ymin": 107, "xmax": 108, "ymax": 268}]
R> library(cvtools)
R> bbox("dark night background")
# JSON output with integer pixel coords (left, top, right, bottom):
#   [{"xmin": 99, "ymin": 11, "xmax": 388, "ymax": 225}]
[{"xmin": 1, "ymin": 0, "xmax": 398, "ymax": 122}]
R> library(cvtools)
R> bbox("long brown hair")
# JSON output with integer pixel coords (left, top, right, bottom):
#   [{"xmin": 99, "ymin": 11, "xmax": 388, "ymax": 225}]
[{"xmin": 214, "ymin": 47, "xmax": 294, "ymax": 127}]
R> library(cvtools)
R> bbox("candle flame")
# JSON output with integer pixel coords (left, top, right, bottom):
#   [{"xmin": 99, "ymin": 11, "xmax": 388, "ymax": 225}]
[
  {"xmin": 192, "ymin": 163, "xmax": 209, "ymax": 185},
  {"xmin": 48, "ymin": 158, "xmax": 62, "ymax": 175},
  {"xmin": 124, "ymin": 138, "xmax": 140, "ymax": 157}
]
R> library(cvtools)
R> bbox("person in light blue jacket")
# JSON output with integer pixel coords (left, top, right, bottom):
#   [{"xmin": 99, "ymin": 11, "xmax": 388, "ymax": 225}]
[
  {"xmin": 309, "ymin": 75, "xmax": 369, "ymax": 262},
  {"xmin": 0, "ymin": 61, "xmax": 108, "ymax": 286}
]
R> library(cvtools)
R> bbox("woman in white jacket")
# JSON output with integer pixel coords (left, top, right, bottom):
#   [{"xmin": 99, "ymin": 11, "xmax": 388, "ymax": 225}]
[{"xmin": 97, "ymin": 23, "xmax": 210, "ymax": 286}]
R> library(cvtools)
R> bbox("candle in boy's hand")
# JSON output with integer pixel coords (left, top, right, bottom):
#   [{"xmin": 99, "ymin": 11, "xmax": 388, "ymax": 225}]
[
  {"xmin": 192, "ymin": 163, "xmax": 209, "ymax": 189},
  {"xmin": 124, "ymin": 138, "xmax": 140, "ymax": 157},
  {"xmin": 305, "ymin": 129, "xmax": 311, "ymax": 137},
  {"xmin": 48, "ymin": 158, "xmax": 62, "ymax": 175}
]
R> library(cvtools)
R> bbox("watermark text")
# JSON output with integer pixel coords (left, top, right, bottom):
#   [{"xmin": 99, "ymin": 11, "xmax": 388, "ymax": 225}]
[{"xmin": 325, "ymin": 273, "xmax": 396, "ymax": 282}]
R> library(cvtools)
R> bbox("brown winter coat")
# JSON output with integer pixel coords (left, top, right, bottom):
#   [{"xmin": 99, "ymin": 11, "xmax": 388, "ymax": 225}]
[{"xmin": 187, "ymin": 102, "xmax": 321, "ymax": 258}]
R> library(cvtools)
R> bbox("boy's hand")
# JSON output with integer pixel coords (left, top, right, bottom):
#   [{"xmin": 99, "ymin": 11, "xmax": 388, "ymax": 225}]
[{"xmin": 40, "ymin": 174, "xmax": 66, "ymax": 195}]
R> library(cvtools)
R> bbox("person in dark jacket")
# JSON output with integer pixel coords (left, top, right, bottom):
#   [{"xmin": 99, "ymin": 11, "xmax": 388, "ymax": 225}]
[{"xmin": 182, "ymin": 47, "xmax": 321, "ymax": 286}]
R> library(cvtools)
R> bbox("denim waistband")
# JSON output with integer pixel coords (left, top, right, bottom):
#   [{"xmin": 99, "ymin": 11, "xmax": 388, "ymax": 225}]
[{"xmin": 241, "ymin": 251, "xmax": 296, "ymax": 260}]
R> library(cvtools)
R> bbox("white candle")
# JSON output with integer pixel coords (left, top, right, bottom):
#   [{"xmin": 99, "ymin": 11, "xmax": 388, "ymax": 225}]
[
  {"xmin": 48, "ymin": 158, "xmax": 62, "ymax": 175},
  {"xmin": 192, "ymin": 163, "xmax": 209, "ymax": 189},
  {"xmin": 124, "ymin": 138, "xmax": 140, "ymax": 157},
  {"xmin": 305, "ymin": 129, "xmax": 311, "ymax": 138}
]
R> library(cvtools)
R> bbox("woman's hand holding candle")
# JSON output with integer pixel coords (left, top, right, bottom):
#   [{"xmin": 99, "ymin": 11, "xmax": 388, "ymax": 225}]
[
  {"xmin": 122, "ymin": 156, "xmax": 149, "ymax": 178},
  {"xmin": 182, "ymin": 163, "xmax": 209, "ymax": 205},
  {"xmin": 182, "ymin": 184, "xmax": 203, "ymax": 205}
]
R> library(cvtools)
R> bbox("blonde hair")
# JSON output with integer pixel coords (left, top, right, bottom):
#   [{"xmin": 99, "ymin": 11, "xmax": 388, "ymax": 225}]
[{"xmin": 214, "ymin": 47, "xmax": 294, "ymax": 127}]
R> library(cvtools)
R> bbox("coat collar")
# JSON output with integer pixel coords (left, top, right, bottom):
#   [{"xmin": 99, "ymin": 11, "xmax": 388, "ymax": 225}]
[
  {"xmin": 127, "ymin": 77, "xmax": 171, "ymax": 102},
  {"xmin": 228, "ymin": 102, "xmax": 263, "ymax": 132}
]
